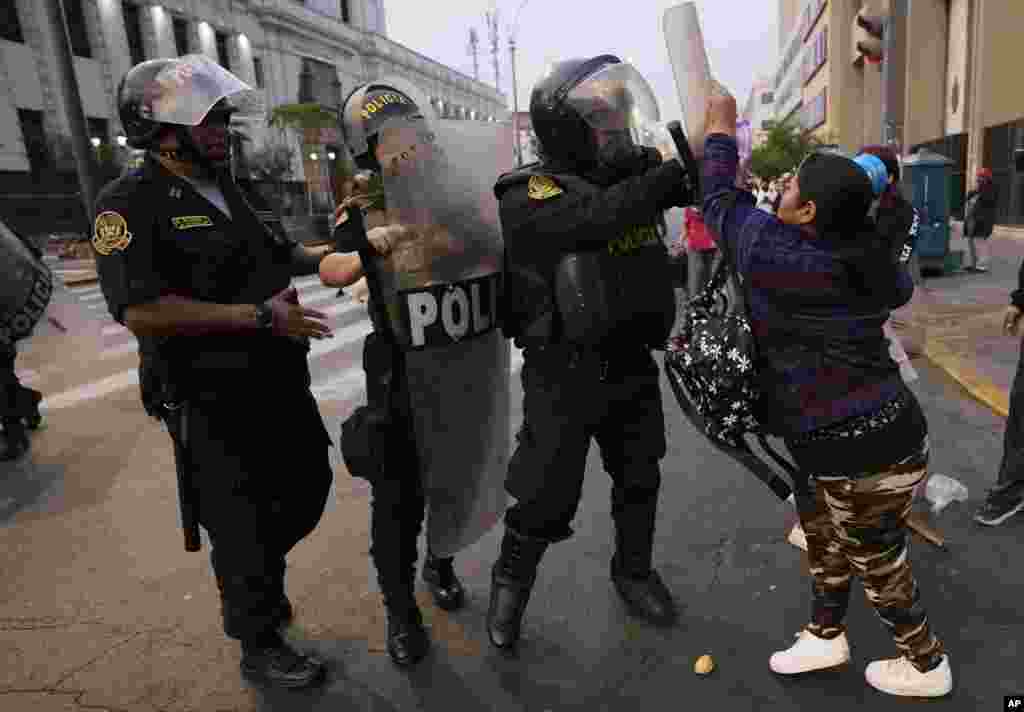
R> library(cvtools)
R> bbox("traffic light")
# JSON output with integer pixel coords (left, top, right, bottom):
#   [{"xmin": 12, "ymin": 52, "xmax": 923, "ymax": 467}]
[{"xmin": 854, "ymin": 11, "xmax": 886, "ymax": 64}]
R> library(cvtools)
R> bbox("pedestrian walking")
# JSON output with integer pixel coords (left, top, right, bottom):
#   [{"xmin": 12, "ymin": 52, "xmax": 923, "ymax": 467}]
[
  {"xmin": 701, "ymin": 89, "xmax": 952, "ymax": 698},
  {"xmin": 685, "ymin": 206, "xmax": 717, "ymax": 296},
  {"xmin": 964, "ymin": 167, "xmax": 999, "ymax": 272},
  {"xmin": 92, "ymin": 56, "xmax": 336, "ymax": 689},
  {"xmin": 974, "ymin": 271, "xmax": 1024, "ymax": 526},
  {"xmin": 486, "ymin": 55, "xmax": 689, "ymax": 651}
]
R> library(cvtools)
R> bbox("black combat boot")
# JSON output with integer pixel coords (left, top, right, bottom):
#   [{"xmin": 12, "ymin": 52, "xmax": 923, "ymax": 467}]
[
  {"xmin": 383, "ymin": 586, "xmax": 430, "ymax": 666},
  {"xmin": 486, "ymin": 528, "xmax": 549, "ymax": 650},
  {"xmin": 240, "ymin": 632, "xmax": 326, "ymax": 689},
  {"xmin": 610, "ymin": 495, "xmax": 678, "ymax": 627},
  {"xmin": 1, "ymin": 417, "xmax": 29, "ymax": 462},
  {"xmin": 422, "ymin": 551, "xmax": 465, "ymax": 611}
]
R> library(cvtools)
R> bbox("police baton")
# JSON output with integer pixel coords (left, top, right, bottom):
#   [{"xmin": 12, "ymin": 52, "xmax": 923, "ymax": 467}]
[
  {"xmin": 163, "ymin": 403, "xmax": 201, "ymax": 552},
  {"xmin": 666, "ymin": 120, "xmax": 701, "ymax": 207}
]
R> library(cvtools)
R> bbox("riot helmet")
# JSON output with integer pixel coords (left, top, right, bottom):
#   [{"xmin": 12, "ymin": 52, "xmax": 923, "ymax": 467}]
[
  {"xmin": 530, "ymin": 55, "xmax": 661, "ymax": 180},
  {"xmin": 341, "ymin": 78, "xmax": 428, "ymax": 173},
  {"xmin": 117, "ymin": 54, "xmax": 256, "ymax": 168}
]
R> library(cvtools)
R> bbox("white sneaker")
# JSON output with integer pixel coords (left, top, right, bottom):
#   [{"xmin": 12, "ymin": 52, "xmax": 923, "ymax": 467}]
[
  {"xmin": 865, "ymin": 655, "xmax": 952, "ymax": 697},
  {"xmin": 769, "ymin": 629, "xmax": 850, "ymax": 674},
  {"xmin": 787, "ymin": 523, "xmax": 808, "ymax": 551}
]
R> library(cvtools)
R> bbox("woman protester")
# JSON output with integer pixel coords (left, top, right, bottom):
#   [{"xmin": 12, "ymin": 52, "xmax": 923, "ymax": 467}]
[{"xmin": 700, "ymin": 90, "xmax": 952, "ymax": 698}]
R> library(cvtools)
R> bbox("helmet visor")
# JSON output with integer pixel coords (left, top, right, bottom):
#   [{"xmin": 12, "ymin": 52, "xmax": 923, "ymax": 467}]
[
  {"xmin": 140, "ymin": 54, "xmax": 257, "ymax": 127},
  {"xmin": 566, "ymin": 63, "xmax": 660, "ymax": 141}
]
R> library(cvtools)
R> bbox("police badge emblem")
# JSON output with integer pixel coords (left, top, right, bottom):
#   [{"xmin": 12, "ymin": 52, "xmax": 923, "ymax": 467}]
[
  {"xmin": 92, "ymin": 211, "xmax": 133, "ymax": 255},
  {"xmin": 528, "ymin": 175, "xmax": 563, "ymax": 201}
]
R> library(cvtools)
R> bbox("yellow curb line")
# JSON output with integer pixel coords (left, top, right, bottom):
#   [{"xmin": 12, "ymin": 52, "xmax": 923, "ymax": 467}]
[{"xmin": 923, "ymin": 337, "xmax": 1009, "ymax": 417}]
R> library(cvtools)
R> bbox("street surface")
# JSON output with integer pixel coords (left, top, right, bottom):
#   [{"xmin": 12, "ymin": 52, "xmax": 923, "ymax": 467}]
[{"xmin": 1, "ymin": 260, "xmax": 1022, "ymax": 711}]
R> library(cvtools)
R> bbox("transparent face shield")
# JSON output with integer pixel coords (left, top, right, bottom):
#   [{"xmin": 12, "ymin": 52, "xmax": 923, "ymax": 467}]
[
  {"xmin": 140, "ymin": 54, "xmax": 258, "ymax": 127},
  {"xmin": 566, "ymin": 63, "xmax": 661, "ymax": 148}
]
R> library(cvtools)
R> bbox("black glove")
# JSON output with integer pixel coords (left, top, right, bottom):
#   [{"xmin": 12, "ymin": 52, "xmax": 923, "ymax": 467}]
[
  {"xmin": 333, "ymin": 206, "xmax": 370, "ymax": 253},
  {"xmin": 663, "ymin": 159, "xmax": 696, "ymax": 209}
]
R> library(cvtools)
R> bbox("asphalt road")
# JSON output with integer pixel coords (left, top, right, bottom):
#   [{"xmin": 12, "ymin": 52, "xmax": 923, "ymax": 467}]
[{"xmin": 1, "ymin": 279, "xmax": 1022, "ymax": 711}]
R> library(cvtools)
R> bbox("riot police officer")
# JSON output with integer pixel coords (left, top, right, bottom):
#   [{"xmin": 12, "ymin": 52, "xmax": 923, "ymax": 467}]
[
  {"xmin": 92, "ymin": 56, "xmax": 335, "ymax": 689},
  {"xmin": 486, "ymin": 55, "xmax": 693, "ymax": 650},
  {"xmin": 0, "ymin": 221, "xmax": 46, "ymax": 461},
  {"xmin": 330, "ymin": 84, "xmax": 479, "ymax": 667}
]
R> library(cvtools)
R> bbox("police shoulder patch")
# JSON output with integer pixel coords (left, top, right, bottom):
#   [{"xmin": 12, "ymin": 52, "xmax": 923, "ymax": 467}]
[
  {"xmin": 92, "ymin": 211, "xmax": 133, "ymax": 256},
  {"xmin": 528, "ymin": 175, "xmax": 564, "ymax": 201}
]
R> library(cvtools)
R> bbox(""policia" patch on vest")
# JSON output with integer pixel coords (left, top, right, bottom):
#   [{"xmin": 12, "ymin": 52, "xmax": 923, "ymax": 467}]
[
  {"xmin": 171, "ymin": 215, "xmax": 214, "ymax": 230},
  {"xmin": 607, "ymin": 224, "xmax": 659, "ymax": 256},
  {"xmin": 399, "ymin": 272, "xmax": 501, "ymax": 349}
]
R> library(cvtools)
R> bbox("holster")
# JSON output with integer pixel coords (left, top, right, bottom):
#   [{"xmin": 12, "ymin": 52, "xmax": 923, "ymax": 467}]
[{"xmin": 340, "ymin": 329, "xmax": 411, "ymax": 485}]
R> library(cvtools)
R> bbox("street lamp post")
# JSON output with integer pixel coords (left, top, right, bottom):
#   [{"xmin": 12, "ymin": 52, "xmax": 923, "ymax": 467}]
[{"xmin": 510, "ymin": 35, "xmax": 522, "ymax": 166}]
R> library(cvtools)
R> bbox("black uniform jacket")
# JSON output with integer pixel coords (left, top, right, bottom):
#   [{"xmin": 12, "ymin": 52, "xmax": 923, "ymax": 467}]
[
  {"xmin": 92, "ymin": 156, "xmax": 312, "ymax": 398},
  {"xmin": 493, "ymin": 160, "xmax": 684, "ymax": 348}
]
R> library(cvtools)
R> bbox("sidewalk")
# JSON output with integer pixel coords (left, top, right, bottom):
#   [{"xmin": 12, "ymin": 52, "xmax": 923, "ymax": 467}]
[{"xmin": 899, "ymin": 224, "xmax": 1024, "ymax": 417}]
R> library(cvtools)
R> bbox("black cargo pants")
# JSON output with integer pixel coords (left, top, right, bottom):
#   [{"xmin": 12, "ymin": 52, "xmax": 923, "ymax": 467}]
[
  {"xmin": 505, "ymin": 343, "xmax": 667, "ymax": 542},
  {"xmin": 183, "ymin": 387, "xmax": 333, "ymax": 642}
]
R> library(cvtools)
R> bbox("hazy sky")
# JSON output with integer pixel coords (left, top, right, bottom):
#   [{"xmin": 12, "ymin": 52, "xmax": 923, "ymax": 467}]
[{"xmin": 386, "ymin": 0, "xmax": 779, "ymax": 122}]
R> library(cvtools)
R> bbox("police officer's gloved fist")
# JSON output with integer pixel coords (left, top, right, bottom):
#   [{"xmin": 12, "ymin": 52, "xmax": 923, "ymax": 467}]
[
  {"xmin": 266, "ymin": 286, "xmax": 333, "ymax": 340},
  {"xmin": 665, "ymin": 159, "xmax": 696, "ymax": 208}
]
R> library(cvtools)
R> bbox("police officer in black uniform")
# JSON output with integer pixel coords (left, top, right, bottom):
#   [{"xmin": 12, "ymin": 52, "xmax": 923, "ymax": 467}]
[
  {"xmin": 92, "ymin": 56, "xmax": 334, "ymax": 689},
  {"xmin": 486, "ymin": 55, "xmax": 693, "ymax": 649},
  {"xmin": 328, "ymin": 83, "xmax": 467, "ymax": 667},
  {"xmin": 1, "ymin": 222, "xmax": 45, "ymax": 461}
]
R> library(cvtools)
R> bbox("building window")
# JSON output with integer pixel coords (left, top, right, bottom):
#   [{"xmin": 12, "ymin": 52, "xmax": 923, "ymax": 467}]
[
  {"xmin": 122, "ymin": 2, "xmax": 145, "ymax": 66},
  {"xmin": 801, "ymin": 87, "xmax": 827, "ymax": 131},
  {"xmin": 18, "ymin": 109, "xmax": 50, "ymax": 177},
  {"xmin": 64, "ymin": 0, "xmax": 92, "ymax": 58},
  {"xmin": 0, "ymin": 0, "xmax": 24, "ymax": 43},
  {"xmin": 299, "ymin": 57, "xmax": 340, "ymax": 108},
  {"xmin": 340, "ymin": 0, "xmax": 350, "ymax": 23},
  {"xmin": 173, "ymin": 16, "xmax": 190, "ymax": 56},
  {"xmin": 215, "ymin": 31, "xmax": 231, "ymax": 71},
  {"xmin": 803, "ymin": 26, "xmax": 828, "ymax": 86},
  {"xmin": 253, "ymin": 57, "xmax": 264, "ymax": 88}
]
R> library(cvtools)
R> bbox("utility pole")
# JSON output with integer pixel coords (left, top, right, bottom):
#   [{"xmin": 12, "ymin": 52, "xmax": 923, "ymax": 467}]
[
  {"xmin": 468, "ymin": 28, "xmax": 480, "ymax": 81},
  {"xmin": 508, "ymin": 1, "xmax": 530, "ymax": 167},
  {"xmin": 510, "ymin": 35, "xmax": 521, "ymax": 166},
  {"xmin": 43, "ymin": 0, "xmax": 98, "ymax": 237},
  {"xmin": 485, "ymin": 9, "xmax": 500, "ymax": 92}
]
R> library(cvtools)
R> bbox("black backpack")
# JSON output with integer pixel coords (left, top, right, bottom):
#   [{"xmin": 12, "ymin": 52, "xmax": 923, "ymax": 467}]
[{"xmin": 663, "ymin": 193, "xmax": 797, "ymax": 501}]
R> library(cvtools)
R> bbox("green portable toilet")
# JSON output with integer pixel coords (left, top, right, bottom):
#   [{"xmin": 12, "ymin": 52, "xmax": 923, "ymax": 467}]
[{"xmin": 901, "ymin": 149, "xmax": 959, "ymax": 275}]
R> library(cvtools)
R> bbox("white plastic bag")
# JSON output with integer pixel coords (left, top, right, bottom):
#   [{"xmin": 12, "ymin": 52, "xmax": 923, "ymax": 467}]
[{"xmin": 923, "ymin": 474, "xmax": 969, "ymax": 514}]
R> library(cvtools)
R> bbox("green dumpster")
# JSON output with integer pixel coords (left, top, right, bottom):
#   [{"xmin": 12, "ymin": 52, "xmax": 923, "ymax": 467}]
[{"xmin": 901, "ymin": 150, "xmax": 959, "ymax": 275}]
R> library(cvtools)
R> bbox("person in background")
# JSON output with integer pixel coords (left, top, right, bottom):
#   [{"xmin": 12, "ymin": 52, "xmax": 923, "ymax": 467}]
[
  {"xmin": 684, "ymin": 205, "xmax": 717, "ymax": 296},
  {"xmin": 702, "ymin": 89, "xmax": 951, "ymax": 698},
  {"xmin": 974, "ymin": 276, "xmax": 1024, "ymax": 526},
  {"xmin": 964, "ymin": 167, "xmax": 998, "ymax": 272}
]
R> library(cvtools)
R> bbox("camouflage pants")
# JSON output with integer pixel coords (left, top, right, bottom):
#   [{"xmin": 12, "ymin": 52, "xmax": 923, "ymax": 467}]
[{"xmin": 797, "ymin": 442, "xmax": 944, "ymax": 672}]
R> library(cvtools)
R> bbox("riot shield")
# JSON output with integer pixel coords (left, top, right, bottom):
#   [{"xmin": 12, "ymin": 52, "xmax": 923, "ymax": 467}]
[
  {"xmin": 663, "ymin": 2, "xmax": 714, "ymax": 159},
  {"xmin": 0, "ymin": 219, "xmax": 53, "ymax": 348},
  {"xmin": 369, "ymin": 85, "xmax": 514, "ymax": 556}
]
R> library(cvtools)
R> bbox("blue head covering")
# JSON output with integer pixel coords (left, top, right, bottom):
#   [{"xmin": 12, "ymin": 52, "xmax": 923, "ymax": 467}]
[{"xmin": 854, "ymin": 153, "xmax": 889, "ymax": 197}]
